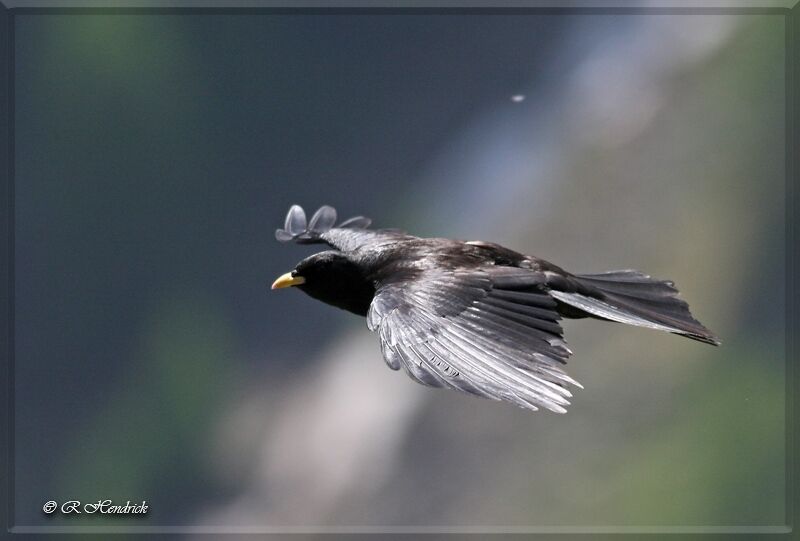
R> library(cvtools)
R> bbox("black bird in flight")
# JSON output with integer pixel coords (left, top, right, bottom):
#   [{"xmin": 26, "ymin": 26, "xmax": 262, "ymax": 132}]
[{"xmin": 272, "ymin": 205, "xmax": 719, "ymax": 413}]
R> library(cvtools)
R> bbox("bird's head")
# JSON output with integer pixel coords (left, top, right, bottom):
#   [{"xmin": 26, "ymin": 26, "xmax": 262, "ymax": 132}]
[{"xmin": 271, "ymin": 250, "xmax": 375, "ymax": 316}]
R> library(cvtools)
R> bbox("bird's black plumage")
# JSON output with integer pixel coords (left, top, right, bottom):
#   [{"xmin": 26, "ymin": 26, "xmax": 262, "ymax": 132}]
[
  {"xmin": 272, "ymin": 205, "xmax": 720, "ymax": 413},
  {"xmin": 292, "ymin": 251, "xmax": 376, "ymax": 315}
]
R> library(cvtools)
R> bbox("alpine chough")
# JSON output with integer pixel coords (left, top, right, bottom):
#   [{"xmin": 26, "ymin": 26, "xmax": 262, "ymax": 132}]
[{"xmin": 272, "ymin": 205, "xmax": 719, "ymax": 413}]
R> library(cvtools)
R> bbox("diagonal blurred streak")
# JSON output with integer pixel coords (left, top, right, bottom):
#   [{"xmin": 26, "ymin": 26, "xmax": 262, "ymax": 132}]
[
  {"xmin": 419, "ymin": 15, "xmax": 736, "ymax": 239},
  {"xmin": 201, "ymin": 332, "xmax": 426, "ymax": 526}
]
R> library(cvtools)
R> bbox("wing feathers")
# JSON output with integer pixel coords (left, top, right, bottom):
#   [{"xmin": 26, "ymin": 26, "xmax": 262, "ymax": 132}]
[
  {"xmin": 275, "ymin": 204, "xmax": 388, "ymax": 249},
  {"xmin": 307, "ymin": 205, "xmax": 337, "ymax": 232},
  {"xmin": 480, "ymin": 295, "xmax": 562, "ymax": 321},
  {"xmin": 489, "ymin": 288, "xmax": 559, "ymax": 308},
  {"xmin": 284, "ymin": 204, "xmax": 307, "ymax": 235},
  {"xmin": 434, "ymin": 325, "xmax": 571, "ymax": 411},
  {"xmin": 338, "ymin": 216, "xmax": 372, "ymax": 229},
  {"xmin": 459, "ymin": 308, "xmax": 567, "ymax": 358},
  {"xmin": 370, "ymin": 267, "xmax": 581, "ymax": 413},
  {"xmin": 489, "ymin": 271, "xmax": 544, "ymax": 290},
  {"xmin": 472, "ymin": 300, "xmax": 564, "ymax": 335}
]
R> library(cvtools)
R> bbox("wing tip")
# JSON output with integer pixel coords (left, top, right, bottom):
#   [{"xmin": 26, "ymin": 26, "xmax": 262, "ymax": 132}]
[{"xmin": 275, "ymin": 204, "xmax": 372, "ymax": 243}]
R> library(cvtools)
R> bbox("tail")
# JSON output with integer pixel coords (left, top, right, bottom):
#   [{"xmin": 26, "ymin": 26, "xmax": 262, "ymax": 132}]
[{"xmin": 549, "ymin": 270, "xmax": 721, "ymax": 346}]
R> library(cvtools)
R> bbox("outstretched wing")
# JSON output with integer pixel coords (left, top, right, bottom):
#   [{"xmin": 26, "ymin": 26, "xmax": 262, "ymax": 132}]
[
  {"xmin": 367, "ymin": 266, "xmax": 582, "ymax": 413},
  {"xmin": 275, "ymin": 204, "xmax": 408, "ymax": 252}
]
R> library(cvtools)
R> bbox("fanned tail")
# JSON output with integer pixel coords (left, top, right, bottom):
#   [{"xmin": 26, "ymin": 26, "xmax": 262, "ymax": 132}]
[{"xmin": 551, "ymin": 270, "xmax": 721, "ymax": 346}]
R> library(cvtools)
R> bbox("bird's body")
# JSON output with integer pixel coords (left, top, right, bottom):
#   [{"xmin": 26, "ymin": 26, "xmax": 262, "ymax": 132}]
[{"xmin": 272, "ymin": 205, "xmax": 719, "ymax": 413}]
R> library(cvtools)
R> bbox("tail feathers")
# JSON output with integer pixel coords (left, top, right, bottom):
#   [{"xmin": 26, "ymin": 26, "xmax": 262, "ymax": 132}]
[{"xmin": 554, "ymin": 270, "xmax": 721, "ymax": 346}]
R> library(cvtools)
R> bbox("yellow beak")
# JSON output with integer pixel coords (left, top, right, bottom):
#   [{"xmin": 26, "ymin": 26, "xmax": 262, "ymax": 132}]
[{"xmin": 271, "ymin": 272, "xmax": 306, "ymax": 290}]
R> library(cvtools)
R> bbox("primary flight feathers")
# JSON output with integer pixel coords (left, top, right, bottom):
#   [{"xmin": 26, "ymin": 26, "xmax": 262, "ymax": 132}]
[{"xmin": 275, "ymin": 205, "xmax": 371, "ymax": 244}]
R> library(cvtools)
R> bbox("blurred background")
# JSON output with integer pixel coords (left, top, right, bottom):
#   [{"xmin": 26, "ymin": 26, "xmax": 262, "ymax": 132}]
[{"xmin": 12, "ymin": 10, "xmax": 786, "ymax": 532}]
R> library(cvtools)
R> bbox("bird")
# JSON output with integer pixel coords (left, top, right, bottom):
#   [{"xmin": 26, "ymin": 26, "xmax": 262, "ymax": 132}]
[{"xmin": 271, "ymin": 204, "xmax": 719, "ymax": 413}]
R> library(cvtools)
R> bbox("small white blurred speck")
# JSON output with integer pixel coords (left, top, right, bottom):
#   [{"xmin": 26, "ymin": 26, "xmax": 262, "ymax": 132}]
[{"xmin": 511, "ymin": 94, "xmax": 525, "ymax": 103}]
